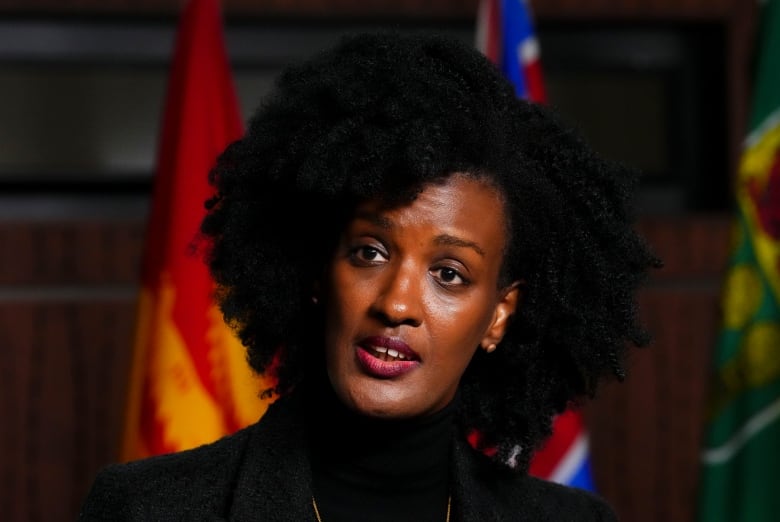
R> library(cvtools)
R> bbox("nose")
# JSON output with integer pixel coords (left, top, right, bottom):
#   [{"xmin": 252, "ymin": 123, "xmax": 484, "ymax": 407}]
[{"xmin": 369, "ymin": 261, "xmax": 423, "ymax": 327}]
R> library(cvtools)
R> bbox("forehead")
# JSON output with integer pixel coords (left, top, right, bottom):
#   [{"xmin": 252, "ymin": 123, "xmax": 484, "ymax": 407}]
[{"xmin": 354, "ymin": 173, "xmax": 509, "ymax": 251}]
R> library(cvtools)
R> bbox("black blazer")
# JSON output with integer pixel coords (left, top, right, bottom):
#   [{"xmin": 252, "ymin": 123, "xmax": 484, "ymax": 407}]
[{"xmin": 78, "ymin": 393, "xmax": 617, "ymax": 521}]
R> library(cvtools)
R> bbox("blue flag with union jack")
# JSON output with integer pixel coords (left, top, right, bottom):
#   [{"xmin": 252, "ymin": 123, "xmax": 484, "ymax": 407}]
[{"xmin": 476, "ymin": 0, "xmax": 546, "ymax": 102}]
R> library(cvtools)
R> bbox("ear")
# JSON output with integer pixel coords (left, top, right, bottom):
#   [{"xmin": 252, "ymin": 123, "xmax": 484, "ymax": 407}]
[{"xmin": 480, "ymin": 281, "xmax": 522, "ymax": 353}]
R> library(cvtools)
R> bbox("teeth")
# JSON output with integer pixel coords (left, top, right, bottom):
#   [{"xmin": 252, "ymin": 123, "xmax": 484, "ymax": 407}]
[{"xmin": 369, "ymin": 346, "xmax": 409, "ymax": 361}]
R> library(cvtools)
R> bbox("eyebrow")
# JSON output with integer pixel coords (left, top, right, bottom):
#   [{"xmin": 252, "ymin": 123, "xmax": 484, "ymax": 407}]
[
  {"xmin": 434, "ymin": 234, "xmax": 485, "ymax": 257},
  {"xmin": 353, "ymin": 211, "xmax": 486, "ymax": 257}
]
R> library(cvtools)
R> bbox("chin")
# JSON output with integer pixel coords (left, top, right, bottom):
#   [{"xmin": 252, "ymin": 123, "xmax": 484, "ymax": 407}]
[{"xmin": 339, "ymin": 380, "xmax": 420, "ymax": 419}]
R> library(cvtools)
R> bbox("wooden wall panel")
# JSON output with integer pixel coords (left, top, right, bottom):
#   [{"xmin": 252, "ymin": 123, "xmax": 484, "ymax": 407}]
[
  {"xmin": 1, "ymin": 301, "xmax": 136, "ymax": 522},
  {"xmin": 1, "ymin": 0, "xmax": 479, "ymax": 18},
  {"xmin": 586, "ymin": 215, "xmax": 732, "ymax": 522},
  {"xmin": 587, "ymin": 289, "xmax": 722, "ymax": 522},
  {"xmin": 0, "ymin": 222, "xmax": 144, "ymax": 286},
  {"xmin": 638, "ymin": 217, "xmax": 733, "ymax": 279},
  {"xmin": 0, "ymin": 0, "xmax": 742, "ymax": 19},
  {"xmin": 0, "ymin": 219, "xmax": 144, "ymax": 521},
  {"xmin": 533, "ymin": 0, "xmax": 736, "ymax": 19}
]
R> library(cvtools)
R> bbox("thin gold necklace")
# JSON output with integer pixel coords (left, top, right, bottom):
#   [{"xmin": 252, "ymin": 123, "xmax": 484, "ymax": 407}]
[{"xmin": 311, "ymin": 495, "xmax": 451, "ymax": 522}]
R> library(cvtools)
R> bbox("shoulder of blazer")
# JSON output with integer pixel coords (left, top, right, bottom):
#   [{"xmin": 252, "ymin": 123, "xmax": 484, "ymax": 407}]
[
  {"xmin": 511, "ymin": 474, "xmax": 619, "ymax": 521},
  {"xmin": 227, "ymin": 391, "xmax": 316, "ymax": 522},
  {"xmin": 450, "ymin": 435, "xmax": 618, "ymax": 522},
  {"xmin": 77, "ymin": 423, "xmax": 256, "ymax": 521}
]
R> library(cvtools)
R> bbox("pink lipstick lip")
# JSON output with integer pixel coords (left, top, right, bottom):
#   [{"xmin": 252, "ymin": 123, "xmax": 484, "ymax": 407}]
[
  {"xmin": 359, "ymin": 336, "xmax": 419, "ymax": 360},
  {"xmin": 356, "ymin": 346, "xmax": 419, "ymax": 378},
  {"xmin": 355, "ymin": 336, "xmax": 420, "ymax": 378}
]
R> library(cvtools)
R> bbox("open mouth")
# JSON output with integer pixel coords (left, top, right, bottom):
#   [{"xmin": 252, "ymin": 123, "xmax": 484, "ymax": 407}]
[
  {"xmin": 356, "ymin": 337, "xmax": 420, "ymax": 375},
  {"xmin": 365, "ymin": 345, "xmax": 413, "ymax": 362}
]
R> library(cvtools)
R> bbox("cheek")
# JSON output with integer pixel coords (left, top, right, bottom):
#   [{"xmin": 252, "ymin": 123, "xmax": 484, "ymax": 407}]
[
  {"xmin": 323, "ymin": 268, "xmax": 369, "ymax": 346},
  {"xmin": 424, "ymin": 311, "xmax": 487, "ymax": 375},
  {"xmin": 331, "ymin": 272, "xmax": 361, "ymax": 309},
  {"xmin": 432, "ymin": 294, "xmax": 495, "ymax": 341}
]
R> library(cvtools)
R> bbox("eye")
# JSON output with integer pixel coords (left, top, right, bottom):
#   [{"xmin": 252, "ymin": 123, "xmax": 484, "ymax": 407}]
[
  {"xmin": 349, "ymin": 244, "xmax": 388, "ymax": 265},
  {"xmin": 431, "ymin": 266, "xmax": 469, "ymax": 287}
]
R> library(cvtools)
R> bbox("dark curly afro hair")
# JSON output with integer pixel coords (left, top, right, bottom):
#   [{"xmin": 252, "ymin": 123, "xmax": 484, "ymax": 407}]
[{"xmin": 199, "ymin": 31, "xmax": 661, "ymax": 472}]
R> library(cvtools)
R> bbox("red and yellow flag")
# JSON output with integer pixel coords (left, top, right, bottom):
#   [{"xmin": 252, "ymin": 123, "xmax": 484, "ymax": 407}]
[{"xmin": 121, "ymin": 0, "xmax": 272, "ymax": 461}]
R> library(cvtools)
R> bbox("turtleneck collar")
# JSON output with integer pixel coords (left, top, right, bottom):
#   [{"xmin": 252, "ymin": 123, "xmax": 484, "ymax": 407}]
[{"xmin": 306, "ymin": 376, "xmax": 456, "ymax": 522}]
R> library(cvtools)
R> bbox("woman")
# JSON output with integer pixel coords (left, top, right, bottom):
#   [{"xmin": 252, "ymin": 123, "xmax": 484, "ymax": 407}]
[{"xmin": 79, "ymin": 32, "xmax": 659, "ymax": 521}]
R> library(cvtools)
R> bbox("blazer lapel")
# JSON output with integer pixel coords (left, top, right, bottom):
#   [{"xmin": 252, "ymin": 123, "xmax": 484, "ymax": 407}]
[
  {"xmin": 228, "ymin": 394, "xmax": 316, "ymax": 522},
  {"xmin": 450, "ymin": 434, "xmax": 509, "ymax": 522}
]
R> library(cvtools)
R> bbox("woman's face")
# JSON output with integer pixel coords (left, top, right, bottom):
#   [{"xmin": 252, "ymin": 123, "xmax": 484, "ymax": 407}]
[{"xmin": 322, "ymin": 173, "xmax": 520, "ymax": 419}]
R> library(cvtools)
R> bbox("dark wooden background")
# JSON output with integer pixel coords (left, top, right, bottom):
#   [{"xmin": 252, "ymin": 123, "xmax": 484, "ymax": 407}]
[{"xmin": 0, "ymin": 0, "xmax": 757, "ymax": 521}]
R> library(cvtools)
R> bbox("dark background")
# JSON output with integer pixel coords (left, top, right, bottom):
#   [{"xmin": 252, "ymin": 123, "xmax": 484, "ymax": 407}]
[{"xmin": 0, "ymin": 0, "xmax": 758, "ymax": 520}]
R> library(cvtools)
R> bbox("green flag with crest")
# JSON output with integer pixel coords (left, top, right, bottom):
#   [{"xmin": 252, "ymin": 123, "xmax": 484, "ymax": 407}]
[{"xmin": 697, "ymin": 1, "xmax": 780, "ymax": 520}]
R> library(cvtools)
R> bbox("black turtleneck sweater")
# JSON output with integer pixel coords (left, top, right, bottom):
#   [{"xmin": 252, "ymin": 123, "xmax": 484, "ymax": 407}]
[{"xmin": 307, "ymin": 380, "xmax": 455, "ymax": 522}]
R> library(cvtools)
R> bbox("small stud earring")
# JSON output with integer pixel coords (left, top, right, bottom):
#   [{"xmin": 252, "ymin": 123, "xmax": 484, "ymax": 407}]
[
  {"xmin": 485, "ymin": 343, "xmax": 497, "ymax": 353},
  {"xmin": 311, "ymin": 296, "xmax": 319, "ymax": 305}
]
